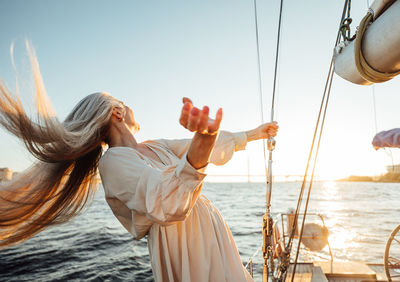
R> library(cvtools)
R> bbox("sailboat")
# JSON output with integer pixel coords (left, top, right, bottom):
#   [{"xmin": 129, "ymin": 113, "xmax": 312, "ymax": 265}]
[{"xmin": 252, "ymin": 0, "xmax": 400, "ymax": 281}]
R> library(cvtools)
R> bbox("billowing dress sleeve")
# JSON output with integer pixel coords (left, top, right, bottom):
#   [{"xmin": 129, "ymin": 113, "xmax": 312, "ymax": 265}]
[
  {"xmin": 158, "ymin": 130, "xmax": 248, "ymax": 165},
  {"xmin": 372, "ymin": 128, "xmax": 400, "ymax": 148},
  {"xmin": 99, "ymin": 148, "xmax": 206, "ymax": 227}
]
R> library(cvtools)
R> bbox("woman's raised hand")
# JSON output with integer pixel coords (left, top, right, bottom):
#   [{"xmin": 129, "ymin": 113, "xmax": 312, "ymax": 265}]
[{"xmin": 179, "ymin": 97, "xmax": 222, "ymax": 135}]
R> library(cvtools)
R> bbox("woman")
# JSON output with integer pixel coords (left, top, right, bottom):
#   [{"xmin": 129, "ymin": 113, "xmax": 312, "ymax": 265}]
[{"xmin": 0, "ymin": 46, "xmax": 278, "ymax": 281}]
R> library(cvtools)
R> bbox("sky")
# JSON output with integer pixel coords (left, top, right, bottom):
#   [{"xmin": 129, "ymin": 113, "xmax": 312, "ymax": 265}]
[{"xmin": 0, "ymin": 0, "xmax": 399, "ymax": 181}]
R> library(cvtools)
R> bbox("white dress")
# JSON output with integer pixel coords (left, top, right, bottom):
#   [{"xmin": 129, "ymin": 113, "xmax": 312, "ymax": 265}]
[{"xmin": 98, "ymin": 131, "xmax": 253, "ymax": 282}]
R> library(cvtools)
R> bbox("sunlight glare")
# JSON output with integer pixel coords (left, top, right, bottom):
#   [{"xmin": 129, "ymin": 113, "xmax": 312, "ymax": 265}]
[
  {"xmin": 322, "ymin": 181, "xmax": 337, "ymax": 190},
  {"xmin": 327, "ymin": 228, "xmax": 358, "ymax": 251}
]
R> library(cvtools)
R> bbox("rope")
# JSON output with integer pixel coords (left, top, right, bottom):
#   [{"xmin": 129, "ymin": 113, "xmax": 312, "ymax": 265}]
[
  {"xmin": 340, "ymin": 0, "xmax": 354, "ymax": 42},
  {"xmin": 288, "ymin": 1, "xmax": 351, "ymax": 279},
  {"xmin": 354, "ymin": 11, "xmax": 400, "ymax": 83}
]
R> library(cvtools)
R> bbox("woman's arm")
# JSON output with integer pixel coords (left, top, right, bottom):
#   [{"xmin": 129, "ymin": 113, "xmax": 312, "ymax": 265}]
[
  {"xmin": 207, "ymin": 123, "xmax": 278, "ymax": 165},
  {"xmin": 372, "ymin": 128, "xmax": 400, "ymax": 149},
  {"xmin": 177, "ymin": 98, "xmax": 279, "ymax": 167}
]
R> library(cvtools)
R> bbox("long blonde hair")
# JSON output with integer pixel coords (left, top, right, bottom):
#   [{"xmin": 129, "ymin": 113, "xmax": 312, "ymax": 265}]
[{"xmin": 0, "ymin": 43, "xmax": 122, "ymax": 247}]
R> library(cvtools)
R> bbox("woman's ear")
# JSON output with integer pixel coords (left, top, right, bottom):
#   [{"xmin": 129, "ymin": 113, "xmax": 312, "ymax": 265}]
[{"xmin": 112, "ymin": 107, "xmax": 124, "ymax": 121}]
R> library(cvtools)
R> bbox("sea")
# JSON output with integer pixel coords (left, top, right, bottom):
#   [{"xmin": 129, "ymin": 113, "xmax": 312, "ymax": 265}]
[{"xmin": 1, "ymin": 181, "xmax": 399, "ymax": 281}]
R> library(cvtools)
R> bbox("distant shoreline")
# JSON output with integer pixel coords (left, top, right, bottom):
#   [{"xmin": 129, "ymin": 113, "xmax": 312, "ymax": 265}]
[{"xmin": 338, "ymin": 172, "xmax": 400, "ymax": 183}]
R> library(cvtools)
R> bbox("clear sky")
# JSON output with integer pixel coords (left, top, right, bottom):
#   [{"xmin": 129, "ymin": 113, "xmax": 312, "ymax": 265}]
[{"xmin": 0, "ymin": 0, "xmax": 399, "ymax": 181}]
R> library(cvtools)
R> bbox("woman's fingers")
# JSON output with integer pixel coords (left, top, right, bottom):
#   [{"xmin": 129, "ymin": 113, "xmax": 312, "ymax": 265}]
[
  {"xmin": 182, "ymin": 97, "xmax": 193, "ymax": 105},
  {"xmin": 256, "ymin": 121, "xmax": 279, "ymax": 139},
  {"xmin": 198, "ymin": 106, "xmax": 209, "ymax": 133},
  {"xmin": 179, "ymin": 102, "xmax": 192, "ymax": 127},
  {"xmin": 266, "ymin": 122, "xmax": 279, "ymax": 137},
  {"xmin": 187, "ymin": 107, "xmax": 200, "ymax": 131},
  {"xmin": 208, "ymin": 108, "xmax": 223, "ymax": 133},
  {"xmin": 268, "ymin": 129, "xmax": 277, "ymax": 137},
  {"xmin": 267, "ymin": 122, "xmax": 279, "ymax": 130},
  {"xmin": 180, "ymin": 103, "xmax": 207, "ymax": 132}
]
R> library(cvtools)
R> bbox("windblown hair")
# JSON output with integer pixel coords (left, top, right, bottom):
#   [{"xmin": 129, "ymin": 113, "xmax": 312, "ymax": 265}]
[{"xmin": 0, "ymin": 43, "xmax": 123, "ymax": 247}]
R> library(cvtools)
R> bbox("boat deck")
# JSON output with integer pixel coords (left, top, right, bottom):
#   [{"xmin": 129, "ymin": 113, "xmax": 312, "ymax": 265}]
[{"xmin": 285, "ymin": 261, "xmax": 398, "ymax": 282}]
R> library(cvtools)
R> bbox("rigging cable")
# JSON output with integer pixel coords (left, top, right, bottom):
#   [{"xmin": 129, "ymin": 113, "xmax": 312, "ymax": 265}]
[
  {"xmin": 367, "ymin": 0, "xmax": 377, "ymax": 133},
  {"xmin": 287, "ymin": 0, "xmax": 352, "ymax": 280},
  {"xmin": 252, "ymin": 2, "xmax": 272, "ymax": 278},
  {"xmin": 287, "ymin": 0, "xmax": 350, "ymax": 255},
  {"xmin": 270, "ymin": 0, "xmax": 283, "ymax": 123},
  {"xmin": 253, "ymin": 0, "xmax": 269, "ymax": 194},
  {"xmin": 253, "ymin": 0, "xmax": 283, "ymax": 280},
  {"xmin": 372, "ymin": 85, "xmax": 378, "ymax": 134}
]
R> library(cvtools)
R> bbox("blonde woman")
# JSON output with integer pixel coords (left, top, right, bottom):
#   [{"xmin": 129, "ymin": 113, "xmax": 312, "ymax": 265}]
[{"xmin": 0, "ymin": 45, "xmax": 278, "ymax": 282}]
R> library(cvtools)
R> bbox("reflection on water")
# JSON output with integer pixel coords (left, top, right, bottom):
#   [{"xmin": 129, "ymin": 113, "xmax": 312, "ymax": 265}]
[
  {"xmin": 320, "ymin": 181, "xmax": 358, "ymax": 253},
  {"xmin": 205, "ymin": 181, "xmax": 400, "ymax": 281},
  {"xmin": 0, "ymin": 181, "xmax": 399, "ymax": 281}
]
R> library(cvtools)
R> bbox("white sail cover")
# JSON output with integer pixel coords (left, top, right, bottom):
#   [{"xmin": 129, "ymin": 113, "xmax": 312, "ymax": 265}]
[{"xmin": 333, "ymin": 0, "xmax": 400, "ymax": 85}]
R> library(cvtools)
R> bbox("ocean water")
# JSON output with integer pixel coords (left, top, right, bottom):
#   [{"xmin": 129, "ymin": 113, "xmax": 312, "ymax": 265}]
[{"xmin": 1, "ymin": 181, "xmax": 399, "ymax": 281}]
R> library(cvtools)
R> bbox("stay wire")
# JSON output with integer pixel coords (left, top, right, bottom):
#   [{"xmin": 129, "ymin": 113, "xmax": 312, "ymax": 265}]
[
  {"xmin": 286, "ymin": 10, "xmax": 343, "ymax": 254},
  {"xmin": 288, "ymin": 0, "xmax": 349, "ymax": 251},
  {"xmin": 372, "ymin": 85, "xmax": 378, "ymax": 134},
  {"xmin": 288, "ymin": 0, "xmax": 351, "ymax": 279},
  {"xmin": 292, "ymin": 69, "xmax": 335, "ymax": 279},
  {"xmin": 271, "ymin": 0, "xmax": 284, "ymax": 122},
  {"xmin": 253, "ymin": 0, "xmax": 269, "ymax": 190},
  {"xmin": 265, "ymin": 0, "xmax": 284, "ymax": 212},
  {"xmin": 287, "ymin": 56, "xmax": 334, "ymax": 255}
]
